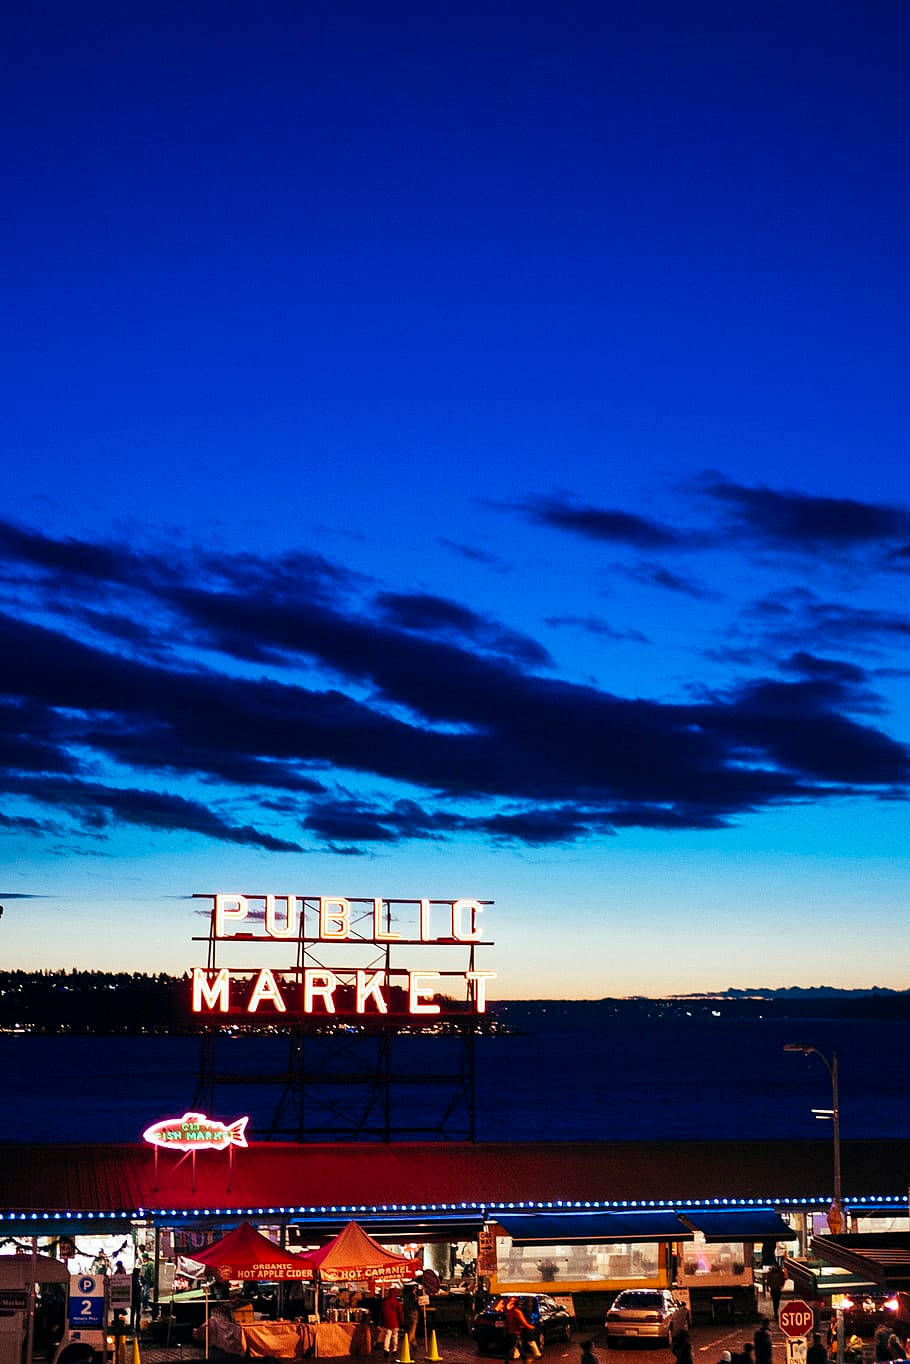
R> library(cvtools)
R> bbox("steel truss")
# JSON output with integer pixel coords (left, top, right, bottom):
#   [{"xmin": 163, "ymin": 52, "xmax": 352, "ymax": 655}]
[{"xmin": 192, "ymin": 896, "xmax": 492, "ymax": 1142}]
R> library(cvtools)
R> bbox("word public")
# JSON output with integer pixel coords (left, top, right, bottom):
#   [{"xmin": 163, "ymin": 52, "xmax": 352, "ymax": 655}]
[{"xmin": 209, "ymin": 893, "xmax": 488, "ymax": 942}]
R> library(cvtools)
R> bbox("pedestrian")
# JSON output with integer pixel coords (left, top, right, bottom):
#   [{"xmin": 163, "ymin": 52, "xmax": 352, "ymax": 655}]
[
  {"xmin": 886, "ymin": 1332, "xmax": 904, "ymax": 1360},
  {"xmin": 401, "ymin": 1283, "xmax": 419, "ymax": 1347},
  {"xmin": 807, "ymin": 1332, "xmax": 827, "ymax": 1364},
  {"xmin": 755, "ymin": 1317, "xmax": 773, "ymax": 1364},
  {"xmin": 579, "ymin": 1339, "xmax": 600, "ymax": 1364},
  {"xmin": 380, "ymin": 1287, "xmax": 404, "ymax": 1360},
  {"xmin": 719, "ymin": 1351, "xmax": 732, "ymax": 1364},
  {"xmin": 505, "ymin": 1298, "xmax": 539, "ymax": 1361},
  {"xmin": 139, "ymin": 1253, "xmax": 155, "ymax": 1310},
  {"xmin": 672, "ymin": 1329, "xmax": 694, "ymax": 1364},
  {"xmin": 875, "ymin": 1327, "xmax": 893, "ymax": 1362},
  {"xmin": 766, "ymin": 1263, "xmax": 786, "ymax": 1320}
]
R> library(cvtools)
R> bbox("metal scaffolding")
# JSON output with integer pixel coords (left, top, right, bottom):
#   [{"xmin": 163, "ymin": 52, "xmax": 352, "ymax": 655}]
[{"xmin": 192, "ymin": 896, "xmax": 493, "ymax": 1142}]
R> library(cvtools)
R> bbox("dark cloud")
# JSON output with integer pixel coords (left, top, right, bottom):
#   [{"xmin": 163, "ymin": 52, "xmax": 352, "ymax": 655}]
[
  {"xmin": 781, "ymin": 652, "xmax": 868, "ymax": 684},
  {"xmin": 698, "ymin": 474, "xmax": 910, "ymax": 548},
  {"xmin": 622, "ymin": 562, "xmax": 720, "ymax": 601},
  {"xmin": 375, "ymin": 590, "xmax": 551, "ymax": 666},
  {"xmin": 544, "ymin": 615, "xmax": 649, "ymax": 643},
  {"xmin": 4, "ymin": 774, "xmax": 302, "ymax": 852},
  {"xmin": 0, "ymin": 519, "xmax": 164, "ymax": 585},
  {"xmin": 743, "ymin": 590, "xmax": 910, "ymax": 654},
  {"xmin": 498, "ymin": 494, "xmax": 693, "ymax": 549},
  {"xmin": 0, "ymin": 521, "xmax": 907, "ymax": 852},
  {"xmin": 438, "ymin": 537, "xmax": 509, "ymax": 570},
  {"xmin": 0, "ymin": 813, "xmax": 62, "ymax": 834}
]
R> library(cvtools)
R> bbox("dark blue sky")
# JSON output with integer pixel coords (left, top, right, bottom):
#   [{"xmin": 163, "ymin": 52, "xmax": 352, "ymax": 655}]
[{"xmin": 3, "ymin": 1, "xmax": 910, "ymax": 994}]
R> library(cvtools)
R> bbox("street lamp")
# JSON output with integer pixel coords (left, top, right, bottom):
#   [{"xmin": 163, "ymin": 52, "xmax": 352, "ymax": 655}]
[{"xmin": 784, "ymin": 1043, "xmax": 842, "ymax": 1233}]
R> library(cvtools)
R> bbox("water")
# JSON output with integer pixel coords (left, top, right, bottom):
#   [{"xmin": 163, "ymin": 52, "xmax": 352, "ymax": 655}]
[{"xmin": 1, "ymin": 1015, "xmax": 906, "ymax": 1142}]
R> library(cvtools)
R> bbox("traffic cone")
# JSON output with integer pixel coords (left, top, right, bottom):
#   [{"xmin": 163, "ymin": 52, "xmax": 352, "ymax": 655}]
[
  {"xmin": 132, "ymin": 1337, "xmax": 142, "ymax": 1364},
  {"xmin": 400, "ymin": 1335, "xmax": 413, "ymax": 1364},
  {"xmin": 426, "ymin": 1330, "xmax": 442, "ymax": 1361}
]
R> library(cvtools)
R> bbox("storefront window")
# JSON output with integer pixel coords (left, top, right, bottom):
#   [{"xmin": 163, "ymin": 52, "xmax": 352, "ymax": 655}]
[
  {"xmin": 497, "ymin": 1239, "xmax": 659, "ymax": 1284},
  {"xmin": 678, "ymin": 1233, "xmax": 747, "ymax": 1282},
  {"xmin": 851, "ymin": 1215, "xmax": 910, "ymax": 1234}
]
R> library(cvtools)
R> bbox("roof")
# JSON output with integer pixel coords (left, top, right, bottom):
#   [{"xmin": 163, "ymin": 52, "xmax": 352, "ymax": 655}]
[
  {"xmin": 784, "ymin": 1258, "xmax": 879, "ymax": 1297},
  {"xmin": 0, "ymin": 1139, "xmax": 906, "ymax": 1224},
  {"xmin": 810, "ymin": 1234, "xmax": 910, "ymax": 1288},
  {"xmin": 496, "ymin": 1210, "xmax": 692, "ymax": 1243},
  {"xmin": 680, "ymin": 1209, "xmax": 797, "ymax": 1242}
]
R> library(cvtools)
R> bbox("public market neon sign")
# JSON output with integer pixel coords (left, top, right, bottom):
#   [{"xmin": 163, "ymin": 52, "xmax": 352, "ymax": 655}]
[{"xmin": 191, "ymin": 894, "xmax": 496, "ymax": 1020}]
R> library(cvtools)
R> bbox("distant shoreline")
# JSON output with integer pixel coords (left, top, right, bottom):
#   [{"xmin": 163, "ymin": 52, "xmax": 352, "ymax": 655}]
[{"xmin": 3, "ymin": 969, "xmax": 910, "ymax": 1034}]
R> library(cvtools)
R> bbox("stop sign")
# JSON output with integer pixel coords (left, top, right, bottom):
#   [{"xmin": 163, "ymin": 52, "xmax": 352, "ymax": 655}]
[{"xmin": 779, "ymin": 1301, "xmax": 815, "ymax": 1338}]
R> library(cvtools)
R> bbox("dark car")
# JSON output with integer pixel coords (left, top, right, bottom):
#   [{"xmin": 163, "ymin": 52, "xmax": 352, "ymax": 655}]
[
  {"xmin": 473, "ymin": 1294, "xmax": 574, "ymax": 1354},
  {"xmin": 831, "ymin": 1291, "xmax": 910, "ymax": 1339},
  {"xmin": 605, "ymin": 1289, "xmax": 689, "ymax": 1346}
]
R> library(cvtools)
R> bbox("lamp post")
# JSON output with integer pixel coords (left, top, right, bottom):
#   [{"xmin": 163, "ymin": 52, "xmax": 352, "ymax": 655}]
[
  {"xmin": 784, "ymin": 1043, "xmax": 842, "ymax": 1232},
  {"xmin": 785, "ymin": 1044, "xmax": 844, "ymax": 1364}
]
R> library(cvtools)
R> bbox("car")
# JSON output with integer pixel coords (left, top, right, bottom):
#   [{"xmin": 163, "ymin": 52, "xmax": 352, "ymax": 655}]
[
  {"xmin": 604, "ymin": 1289, "xmax": 689, "ymax": 1346},
  {"xmin": 830, "ymin": 1291, "xmax": 910, "ymax": 1339},
  {"xmin": 472, "ymin": 1294, "xmax": 575, "ymax": 1355}
]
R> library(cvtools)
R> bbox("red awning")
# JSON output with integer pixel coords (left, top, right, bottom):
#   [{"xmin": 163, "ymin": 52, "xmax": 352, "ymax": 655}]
[
  {"xmin": 300, "ymin": 1220, "xmax": 419, "ymax": 1284},
  {"xmin": 191, "ymin": 1220, "xmax": 313, "ymax": 1281}
]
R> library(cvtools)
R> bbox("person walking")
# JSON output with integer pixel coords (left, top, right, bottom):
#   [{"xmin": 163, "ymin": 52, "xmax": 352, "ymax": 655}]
[
  {"xmin": 766, "ymin": 1263, "xmax": 786, "ymax": 1320},
  {"xmin": 755, "ymin": 1317, "xmax": 773, "ymax": 1364},
  {"xmin": 380, "ymin": 1287, "xmax": 404, "ymax": 1361},
  {"xmin": 733, "ymin": 1340, "xmax": 756, "ymax": 1364},
  {"xmin": 579, "ymin": 1339, "xmax": 601, "ymax": 1364},
  {"xmin": 875, "ymin": 1326, "xmax": 893, "ymax": 1361},
  {"xmin": 807, "ymin": 1332, "xmax": 828, "ymax": 1364},
  {"xmin": 505, "ymin": 1298, "xmax": 539, "ymax": 1361},
  {"xmin": 401, "ymin": 1283, "xmax": 419, "ymax": 1347},
  {"xmin": 672, "ymin": 1329, "xmax": 694, "ymax": 1364}
]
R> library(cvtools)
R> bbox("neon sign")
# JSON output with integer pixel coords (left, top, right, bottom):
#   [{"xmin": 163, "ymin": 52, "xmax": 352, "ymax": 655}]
[
  {"xmin": 142, "ymin": 1111, "xmax": 249, "ymax": 1152},
  {"xmin": 190, "ymin": 894, "xmax": 496, "ymax": 1021}
]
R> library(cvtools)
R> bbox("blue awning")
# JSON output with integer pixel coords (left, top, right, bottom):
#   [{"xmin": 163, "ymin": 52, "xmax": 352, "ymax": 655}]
[
  {"xmin": 494, "ymin": 1211, "xmax": 692, "ymax": 1244},
  {"xmin": 682, "ymin": 1209, "xmax": 797, "ymax": 1242}
]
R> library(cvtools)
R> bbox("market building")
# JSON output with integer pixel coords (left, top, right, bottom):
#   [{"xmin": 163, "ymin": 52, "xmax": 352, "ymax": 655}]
[{"xmin": 1, "ymin": 1136, "xmax": 908, "ymax": 1331}]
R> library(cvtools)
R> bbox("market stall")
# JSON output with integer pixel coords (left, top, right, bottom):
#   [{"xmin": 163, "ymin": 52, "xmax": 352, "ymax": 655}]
[
  {"xmin": 188, "ymin": 1220, "xmax": 418, "ymax": 1358},
  {"xmin": 187, "ymin": 1222, "xmax": 315, "ymax": 1356}
]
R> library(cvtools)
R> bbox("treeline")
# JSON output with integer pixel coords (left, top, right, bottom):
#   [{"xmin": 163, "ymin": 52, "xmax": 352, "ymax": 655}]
[
  {"xmin": 0, "ymin": 970, "xmax": 188, "ymax": 1032},
  {"xmin": 497, "ymin": 992, "xmax": 910, "ymax": 1028},
  {"xmin": 0, "ymin": 970, "xmax": 496, "ymax": 1034},
  {"xmin": 4, "ymin": 972, "xmax": 910, "ymax": 1034}
]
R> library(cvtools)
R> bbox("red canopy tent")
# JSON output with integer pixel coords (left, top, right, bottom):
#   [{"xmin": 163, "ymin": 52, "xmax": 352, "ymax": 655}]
[
  {"xmin": 191, "ymin": 1221, "xmax": 313, "ymax": 1281},
  {"xmin": 300, "ymin": 1220, "xmax": 419, "ymax": 1286}
]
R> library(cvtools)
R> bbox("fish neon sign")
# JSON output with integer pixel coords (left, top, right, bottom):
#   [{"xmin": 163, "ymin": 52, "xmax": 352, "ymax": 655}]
[{"xmin": 142, "ymin": 1111, "xmax": 249, "ymax": 1152}]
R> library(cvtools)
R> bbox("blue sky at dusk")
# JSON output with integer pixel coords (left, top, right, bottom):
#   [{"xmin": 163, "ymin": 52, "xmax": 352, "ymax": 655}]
[{"xmin": 3, "ymin": 0, "xmax": 910, "ymax": 996}]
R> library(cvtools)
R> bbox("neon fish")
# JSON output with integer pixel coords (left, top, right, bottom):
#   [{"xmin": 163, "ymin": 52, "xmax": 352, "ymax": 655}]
[{"xmin": 142, "ymin": 1111, "xmax": 249, "ymax": 1152}]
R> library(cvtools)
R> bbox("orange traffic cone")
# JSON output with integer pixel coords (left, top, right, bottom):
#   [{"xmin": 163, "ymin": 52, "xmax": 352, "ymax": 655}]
[
  {"xmin": 426, "ymin": 1330, "xmax": 442, "ymax": 1362},
  {"xmin": 132, "ymin": 1337, "xmax": 142, "ymax": 1364}
]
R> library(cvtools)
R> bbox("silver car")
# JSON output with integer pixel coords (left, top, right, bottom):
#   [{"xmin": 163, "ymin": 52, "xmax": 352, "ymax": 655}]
[{"xmin": 605, "ymin": 1289, "xmax": 689, "ymax": 1345}]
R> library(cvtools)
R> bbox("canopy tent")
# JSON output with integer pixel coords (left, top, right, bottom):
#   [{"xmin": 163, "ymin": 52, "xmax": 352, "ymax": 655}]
[
  {"xmin": 190, "ymin": 1221, "xmax": 312, "ymax": 1282},
  {"xmin": 300, "ymin": 1220, "xmax": 419, "ymax": 1285}
]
